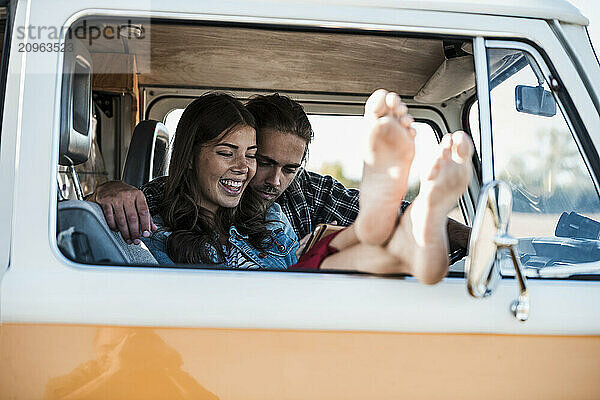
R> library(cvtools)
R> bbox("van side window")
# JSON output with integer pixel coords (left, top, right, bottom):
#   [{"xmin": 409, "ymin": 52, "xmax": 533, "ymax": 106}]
[
  {"xmin": 486, "ymin": 46, "xmax": 600, "ymax": 272},
  {"xmin": 57, "ymin": 18, "xmax": 476, "ymax": 268}
]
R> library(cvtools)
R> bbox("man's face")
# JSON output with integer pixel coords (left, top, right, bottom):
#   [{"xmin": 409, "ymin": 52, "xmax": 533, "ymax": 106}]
[{"xmin": 250, "ymin": 128, "xmax": 307, "ymax": 205}]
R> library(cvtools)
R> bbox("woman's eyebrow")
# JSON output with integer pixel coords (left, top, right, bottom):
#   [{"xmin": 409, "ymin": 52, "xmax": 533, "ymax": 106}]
[
  {"xmin": 215, "ymin": 143, "xmax": 238, "ymax": 149},
  {"xmin": 215, "ymin": 143, "xmax": 258, "ymax": 150}
]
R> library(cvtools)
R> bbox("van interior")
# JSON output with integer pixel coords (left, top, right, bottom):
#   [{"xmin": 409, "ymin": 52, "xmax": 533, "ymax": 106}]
[{"xmin": 56, "ymin": 17, "xmax": 481, "ymax": 267}]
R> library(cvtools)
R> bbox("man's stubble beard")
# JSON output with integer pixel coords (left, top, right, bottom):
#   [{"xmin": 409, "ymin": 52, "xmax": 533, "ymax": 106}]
[{"xmin": 249, "ymin": 185, "xmax": 282, "ymax": 208}]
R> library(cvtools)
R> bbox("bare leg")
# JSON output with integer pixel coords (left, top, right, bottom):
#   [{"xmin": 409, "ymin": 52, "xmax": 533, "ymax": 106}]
[
  {"xmin": 328, "ymin": 225, "xmax": 359, "ymax": 251},
  {"xmin": 385, "ymin": 131, "xmax": 473, "ymax": 284},
  {"xmin": 322, "ymin": 220, "xmax": 471, "ymax": 276},
  {"xmin": 355, "ymin": 89, "xmax": 416, "ymax": 245},
  {"xmin": 321, "ymin": 243, "xmax": 405, "ymax": 274}
]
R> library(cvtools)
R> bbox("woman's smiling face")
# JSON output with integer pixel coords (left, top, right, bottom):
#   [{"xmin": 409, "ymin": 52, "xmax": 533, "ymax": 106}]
[{"xmin": 194, "ymin": 124, "xmax": 257, "ymax": 213}]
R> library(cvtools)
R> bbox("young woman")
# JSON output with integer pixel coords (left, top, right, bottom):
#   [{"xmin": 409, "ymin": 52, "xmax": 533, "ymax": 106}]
[{"xmin": 143, "ymin": 93, "xmax": 298, "ymax": 269}]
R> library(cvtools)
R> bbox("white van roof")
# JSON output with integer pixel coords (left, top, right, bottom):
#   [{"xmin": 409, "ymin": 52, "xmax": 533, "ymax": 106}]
[{"xmin": 308, "ymin": 0, "xmax": 588, "ymax": 26}]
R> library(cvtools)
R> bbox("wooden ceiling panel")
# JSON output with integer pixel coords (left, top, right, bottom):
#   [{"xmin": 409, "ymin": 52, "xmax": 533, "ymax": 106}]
[{"xmin": 121, "ymin": 25, "xmax": 444, "ymax": 95}]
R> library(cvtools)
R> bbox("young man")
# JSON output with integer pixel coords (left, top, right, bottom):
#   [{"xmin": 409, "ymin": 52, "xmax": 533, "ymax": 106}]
[{"xmin": 90, "ymin": 92, "xmax": 469, "ymax": 256}]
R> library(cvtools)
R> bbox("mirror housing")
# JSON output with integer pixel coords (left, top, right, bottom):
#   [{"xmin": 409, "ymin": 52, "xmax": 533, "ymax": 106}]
[
  {"xmin": 515, "ymin": 84, "xmax": 556, "ymax": 117},
  {"xmin": 465, "ymin": 181, "xmax": 530, "ymax": 321}
]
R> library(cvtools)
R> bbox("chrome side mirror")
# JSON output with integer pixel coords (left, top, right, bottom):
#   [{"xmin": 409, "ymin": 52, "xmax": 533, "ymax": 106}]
[{"xmin": 465, "ymin": 181, "xmax": 530, "ymax": 321}]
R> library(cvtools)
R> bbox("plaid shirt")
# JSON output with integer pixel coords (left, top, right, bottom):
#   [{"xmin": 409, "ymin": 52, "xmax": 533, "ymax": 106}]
[
  {"xmin": 277, "ymin": 170, "xmax": 409, "ymax": 238},
  {"xmin": 142, "ymin": 169, "xmax": 362, "ymax": 238},
  {"xmin": 276, "ymin": 169, "xmax": 360, "ymax": 238}
]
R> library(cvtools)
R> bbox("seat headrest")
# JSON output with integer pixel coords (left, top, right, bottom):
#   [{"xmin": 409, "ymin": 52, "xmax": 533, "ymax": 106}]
[{"xmin": 122, "ymin": 120, "xmax": 170, "ymax": 187}]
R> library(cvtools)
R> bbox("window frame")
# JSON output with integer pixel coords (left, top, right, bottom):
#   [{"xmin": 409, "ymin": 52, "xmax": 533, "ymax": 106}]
[
  {"xmin": 0, "ymin": 3, "xmax": 12, "ymax": 144},
  {"xmin": 0, "ymin": 3, "xmax": 13, "ymax": 273},
  {"xmin": 473, "ymin": 38, "xmax": 600, "ymax": 280},
  {"xmin": 484, "ymin": 39, "xmax": 600, "ymax": 201}
]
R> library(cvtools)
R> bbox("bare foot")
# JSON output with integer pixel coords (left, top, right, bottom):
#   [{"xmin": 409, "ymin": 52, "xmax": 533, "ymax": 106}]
[
  {"xmin": 355, "ymin": 89, "xmax": 416, "ymax": 245},
  {"xmin": 386, "ymin": 131, "xmax": 473, "ymax": 284}
]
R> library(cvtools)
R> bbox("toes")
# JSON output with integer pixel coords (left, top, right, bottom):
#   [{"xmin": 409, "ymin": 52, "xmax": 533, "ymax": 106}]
[
  {"xmin": 400, "ymin": 115, "xmax": 413, "ymax": 129},
  {"xmin": 385, "ymin": 92, "xmax": 406, "ymax": 119},
  {"xmin": 366, "ymin": 90, "xmax": 409, "ymax": 121},
  {"xmin": 451, "ymin": 131, "xmax": 474, "ymax": 161},
  {"xmin": 365, "ymin": 89, "xmax": 390, "ymax": 118},
  {"xmin": 385, "ymin": 91, "xmax": 399, "ymax": 109},
  {"xmin": 440, "ymin": 134, "xmax": 452, "ymax": 160},
  {"xmin": 409, "ymin": 126, "xmax": 417, "ymax": 138}
]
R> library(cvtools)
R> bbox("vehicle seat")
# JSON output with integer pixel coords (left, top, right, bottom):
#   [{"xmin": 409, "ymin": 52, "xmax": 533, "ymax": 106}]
[
  {"xmin": 58, "ymin": 200, "xmax": 158, "ymax": 265},
  {"xmin": 122, "ymin": 120, "xmax": 170, "ymax": 188}
]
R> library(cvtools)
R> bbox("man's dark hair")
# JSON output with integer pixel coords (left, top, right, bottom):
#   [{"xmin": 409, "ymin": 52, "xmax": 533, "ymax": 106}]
[{"xmin": 245, "ymin": 93, "xmax": 314, "ymax": 160}]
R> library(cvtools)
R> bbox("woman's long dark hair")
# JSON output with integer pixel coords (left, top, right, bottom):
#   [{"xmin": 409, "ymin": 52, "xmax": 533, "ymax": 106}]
[{"xmin": 159, "ymin": 93, "xmax": 272, "ymax": 264}]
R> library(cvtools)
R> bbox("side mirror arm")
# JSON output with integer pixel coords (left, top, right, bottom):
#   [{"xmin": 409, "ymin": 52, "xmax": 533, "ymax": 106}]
[{"xmin": 505, "ymin": 242, "xmax": 529, "ymax": 322}]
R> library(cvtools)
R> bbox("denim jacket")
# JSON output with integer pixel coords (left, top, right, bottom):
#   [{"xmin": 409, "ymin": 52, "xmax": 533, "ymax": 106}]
[{"xmin": 142, "ymin": 203, "xmax": 299, "ymax": 270}]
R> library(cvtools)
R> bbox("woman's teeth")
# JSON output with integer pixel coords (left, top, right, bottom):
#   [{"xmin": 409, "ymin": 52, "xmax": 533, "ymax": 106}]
[{"xmin": 220, "ymin": 179, "xmax": 244, "ymax": 193}]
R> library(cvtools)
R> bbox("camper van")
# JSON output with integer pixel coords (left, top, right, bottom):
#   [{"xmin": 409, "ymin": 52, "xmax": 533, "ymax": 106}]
[{"xmin": 1, "ymin": 0, "xmax": 600, "ymax": 398}]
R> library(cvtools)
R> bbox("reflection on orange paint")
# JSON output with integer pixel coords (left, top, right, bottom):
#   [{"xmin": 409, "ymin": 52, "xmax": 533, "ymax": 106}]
[
  {"xmin": 2, "ymin": 323, "xmax": 600, "ymax": 399},
  {"xmin": 43, "ymin": 327, "xmax": 218, "ymax": 400}
]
